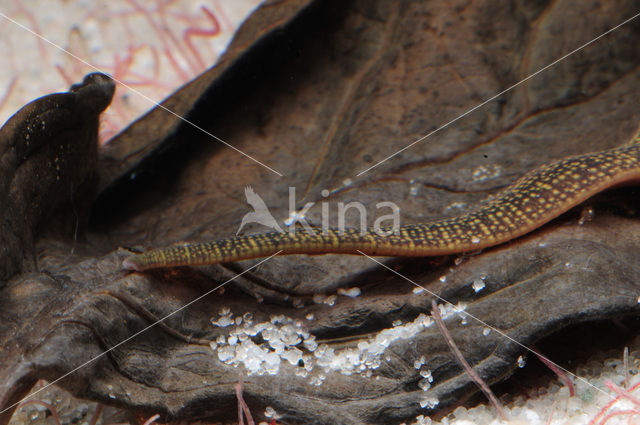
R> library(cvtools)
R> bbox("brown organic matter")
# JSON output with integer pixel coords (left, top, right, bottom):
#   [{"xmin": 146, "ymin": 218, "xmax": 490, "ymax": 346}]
[{"xmin": 1, "ymin": 1, "xmax": 639, "ymax": 424}]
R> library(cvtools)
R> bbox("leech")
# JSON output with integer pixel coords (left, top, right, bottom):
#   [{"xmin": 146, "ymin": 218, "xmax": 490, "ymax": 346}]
[{"xmin": 123, "ymin": 129, "xmax": 640, "ymax": 271}]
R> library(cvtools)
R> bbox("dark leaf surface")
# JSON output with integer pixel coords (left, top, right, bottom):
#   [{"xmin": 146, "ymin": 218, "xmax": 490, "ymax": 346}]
[{"xmin": 1, "ymin": 1, "xmax": 639, "ymax": 424}]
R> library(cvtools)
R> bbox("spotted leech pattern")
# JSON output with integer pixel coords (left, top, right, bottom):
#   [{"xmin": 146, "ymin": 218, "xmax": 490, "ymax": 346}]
[{"xmin": 123, "ymin": 130, "xmax": 640, "ymax": 271}]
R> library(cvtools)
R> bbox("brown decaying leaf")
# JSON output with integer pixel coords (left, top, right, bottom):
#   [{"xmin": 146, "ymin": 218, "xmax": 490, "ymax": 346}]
[{"xmin": 1, "ymin": 1, "xmax": 639, "ymax": 424}]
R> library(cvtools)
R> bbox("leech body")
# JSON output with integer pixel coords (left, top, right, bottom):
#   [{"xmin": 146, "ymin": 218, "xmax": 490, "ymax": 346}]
[{"xmin": 123, "ymin": 132, "xmax": 640, "ymax": 271}]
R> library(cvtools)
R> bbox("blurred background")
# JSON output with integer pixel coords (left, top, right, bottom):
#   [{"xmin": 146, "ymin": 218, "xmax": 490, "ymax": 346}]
[{"xmin": 0, "ymin": 0, "xmax": 262, "ymax": 142}]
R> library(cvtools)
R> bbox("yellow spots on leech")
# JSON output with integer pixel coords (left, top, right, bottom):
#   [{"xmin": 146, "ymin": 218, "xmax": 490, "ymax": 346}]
[
  {"xmin": 537, "ymin": 182, "xmax": 553, "ymax": 190},
  {"xmin": 501, "ymin": 214, "xmax": 514, "ymax": 228},
  {"xmin": 479, "ymin": 223, "xmax": 492, "ymax": 237},
  {"xmin": 125, "ymin": 134, "xmax": 640, "ymax": 270}
]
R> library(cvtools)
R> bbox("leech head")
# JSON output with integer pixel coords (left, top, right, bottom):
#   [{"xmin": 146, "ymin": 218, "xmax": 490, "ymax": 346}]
[{"xmin": 122, "ymin": 257, "xmax": 143, "ymax": 271}]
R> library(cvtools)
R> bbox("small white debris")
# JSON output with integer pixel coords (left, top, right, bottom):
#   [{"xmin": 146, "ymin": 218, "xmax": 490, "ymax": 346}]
[
  {"xmin": 309, "ymin": 375, "xmax": 324, "ymax": 386},
  {"xmin": 282, "ymin": 348, "xmax": 303, "ymax": 366},
  {"xmin": 338, "ymin": 287, "xmax": 361, "ymax": 297},
  {"xmin": 410, "ymin": 415, "xmax": 432, "ymax": 425},
  {"xmin": 472, "ymin": 278, "xmax": 485, "ymax": 292},
  {"xmin": 420, "ymin": 395, "xmax": 439, "ymax": 409},
  {"xmin": 472, "ymin": 164, "xmax": 503, "ymax": 182},
  {"xmin": 212, "ymin": 315, "xmax": 234, "ymax": 327},
  {"xmin": 207, "ymin": 305, "xmax": 468, "ymax": 383},
  {"xmin": 217, "ymin": 346, "xmax": 235, "ymax": 363},
  {"xmin": 325, "ymin": 295, "xmax": 337, "ymax": 306},
  {"xmin": 420, "ymin": 368, "xmax": 433, "ymax": 382},
  {"xmin": 312, "ymin": 293, "xmax": 338, "ymax": 305},
  {"xmin": 482, "ymin": 327, "xmax": 491, "ymax": 336},
  {"xmin": 303, "ymin": 338, "xmax": 318, "ymax": 352},
  {"xmin": 446, "ymin": 202, "xmax": 466, "ymax": 212},
  {"xmin": 264, "ymin": 406, "xmax": 281, "ymax": 419},
  {"xmin": 409, "ymin": 180, "xmax": 420, "ymax": 196},
  {"xmin": 578, "ymin": 206, "xmax": 595, "ymax": 225}
]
